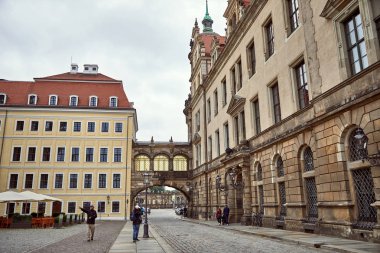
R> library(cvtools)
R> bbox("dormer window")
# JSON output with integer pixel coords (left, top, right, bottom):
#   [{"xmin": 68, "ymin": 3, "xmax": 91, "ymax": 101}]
[
  {"xmin": 109, "ymin": 97, "xmax": 118, "ymax": 108},
  {"xmin": 89, "ymin": 96, "xmax": 98, "ymax": 107},
  {"xmin": 49, "ymin": 95, "xmax": 58, "ymax": 106},
  {"xmin": 69, "ymin": 95, "xmax": 78, "ymax": 107},
  {"xmin": 28, "ymin": 94, "xmax": 37, "ymax": 105},
  {"xmin": 0, "ymin": 94, "xmax": 6, "ymax": 104}
]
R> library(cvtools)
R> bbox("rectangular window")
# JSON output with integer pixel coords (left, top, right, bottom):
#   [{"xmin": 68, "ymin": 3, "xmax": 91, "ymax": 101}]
[
  {"xmin": 224, "ymin": 122, "xmax": 230, "ymax": 149},
  {"xmin": 295, "ymin": 61, "xmax": 309, "ymax": 109},
  {"xmin": 231, "ymin": 66, "xmax": 236, "ymax": 94},
  {"xmin": 251, "ymin": 99, "xmax": 261, "ymax": 134},
  {"xmin": 6, "ymin": 203, "xmax": 15, "ymax": 215},
  {"xmin": 9, "ymin": 174, "xmax": 18, "ymax": 188},
  {"xmin": 114, "ymin": 148, "xmax": 122, "ymax": 162},
  {"xmin": 39, "ymin": 174, "xmax": 48, "ymax": 189},
  {"xmin": 265, "ymin": 19, "xmax": 275, "ymax": 59},
  {"xmin": 240, "ymin": 110, "xmax": 246, "ymax": 140},
  {"xmin": 12, "ymin": 147, "xmax": 21, "ymax": 161},
  {"xmin": 22, "ymin": 203, "xmax": 31, "ymax": 214},
  {"xmin": 115, "ymin": 122, "xmax": 123, "ymax": 133},
  {"xmin": 215, "ymin": 130, "xmax": 220, "ymax": 157},
  {"xmin": 31, "ymin": 121, "xmax": 39, "ymax": 131},
  {"xmin": 24, "ymin": 174, "xmax": 33, "ymax": 189},
  {"xmin": 234, "ymin": 115, "xmax": 239, "ymax": 144},
  {"xmin": 207, "ymin": 98, "xmax": 211, "ymax": 123},
  {"xmin": 112, "ymin": 201, "xmax": 120, "ymax": 213},
  {"xmin": 70, "ymin": 96, "xmax": 78, "ymax": 106},
  {"xmin": 49, "ymin": 96, "xmax": 57, "ymax": 106},
  {"xmin": 84, "ymin": 174, "xmax": 92, "ymax": 189},
  {"xmin": 73, "ymin": 122, "xmax": 81, "ymax": 132},
  {"xmin": 90, "ymin": 97, "xmax": 97, "ymax": 107},
  {"xmin": 247, "ymin": 41, "xmax": 256, "ymax": 77},
  {"xmin": 55, "ymin": 174, "xmax": 63, "ymax": 189},
  {"xmin": 86, "ymin": 148, "xmax": 94, "ymax": 162},
  {"xmin": 113, "ymin": 174, "xmax": 121, "ymax": 188},
  {"xmin": 57, "ymin": 147, "xmax": 65, "ymax": 162},
  {"xmin": 28, "ymin": 147, "xmax": 36, "ymax": 162},
  {"xmin": 16, "ymin": 121, "xmax": 24, "ymax": 131},
  {"xmin": 38, "ymin": 202, "xmax": 46, "ymax": 215},
  {"xmin": 42, "ymin": 147, "xmax": 51, "ymax": 161},
  {"xmin": 67, "ymin": 202, "xmax": 76, "ymax": 213},
  {"xmin": 45, "ymin": 121, "xmax": 53, "ymax": 131},
  {"xmin": 271, "ymin": 83, "xmax": 281, "ymax": 124},
  {"xmin": 98, "ymin": 174, "xmax": 107, "ymax": 188},
  {"xmin": 213, "ymin": 89, "xmax": 218, "ymax": 116},
  {"xmin": 101, "ymin": 122, "xmax": 109, "ymax": 132},
  {"xmin": 87, "ymin": 122, "xmax": 95, "ymax": 132},
  {"xmin": 100, "ymin": 148, "xmax": 108, "ymax": 162},
  {"xmin": 71, "ymin": 147, "xmax": 79, "ymax": 162},
  {"xmin": 208, "ymin": 136, "xmax": 213, "ymax": 160},
  {"xmin": 222, "ymin": 79, "xmax": 227, "ymax": 106},
  {"xmin": 195, "ymin": 144, "xmax": 201, "ymax": 167},
  {"xmin": 69, "ymin": 174, "xmax": 78, "ymax": 189},
  {"xmin": 288, "ymin": 0, "xmax": 299, "ymax": 33},
  {"xmin": 237, "ymin": 60, "xmax": 242, "ymax": 90},
  {"xmin": 344, "ymin": 12, "xmax": 368, "ymax": 75},
  {"xmin": 195, "ymin": 110, "xmax": 201, "ymax": 132},
  {"xmin": 98, "ymin": 201, "xmax": 106, "ymax": 213},
  {"xmin": 59, "ymin": 122, "xmax": 67, "ymax": 132}
]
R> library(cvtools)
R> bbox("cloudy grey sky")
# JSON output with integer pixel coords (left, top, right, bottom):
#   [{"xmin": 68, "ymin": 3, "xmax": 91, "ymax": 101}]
[{"xmin": 0, "ymin": 0, "xmax": 227, "ymax": 142}]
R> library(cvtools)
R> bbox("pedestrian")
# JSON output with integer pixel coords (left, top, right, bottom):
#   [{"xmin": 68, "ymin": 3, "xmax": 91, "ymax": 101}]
[
  {"xmin": 183, "ymin": 206, "xmax": 188, "ymax": 217},
  {"xmin": 79, "ymin": 205, "xmax": 97, "ymax": 241},
  {"xmin": 131, "ymin": 205, "xmax": 143, "ymax": 243},
  {"xmin": 223, "ymin": 205, "xmax": 230, "ymax": 226},
  {"xmin": 216, "ymin": 207, "xmax": 222, "ymax": 225}
]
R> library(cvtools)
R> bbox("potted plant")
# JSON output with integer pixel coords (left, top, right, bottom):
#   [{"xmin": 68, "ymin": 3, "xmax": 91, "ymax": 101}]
[{"xmin": 11, "ymin": 213, "xmax": 32, "ymax": 228}]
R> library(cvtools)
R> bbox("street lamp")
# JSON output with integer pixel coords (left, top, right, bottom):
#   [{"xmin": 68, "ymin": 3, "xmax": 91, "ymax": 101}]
[
  {"xmin": 354, "ymin": 128, "xmax": 380, "ymax": 166},
  {"xmin": 228, "ymin": 167, "xmax": 244, "ymax": 190},
  {"xmin": 142, "ymin": 172, "xmax": 151, "ymax": 238}
]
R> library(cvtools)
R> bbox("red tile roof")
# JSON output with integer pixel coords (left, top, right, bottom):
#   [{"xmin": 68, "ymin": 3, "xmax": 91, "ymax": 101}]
[
  {"xmin": 199, "ymin": 33, "xmax": 226, "ymax": 56},
  {"xmin": 0, "ymin": 72, "xmax": 132, "ymax": 109}
]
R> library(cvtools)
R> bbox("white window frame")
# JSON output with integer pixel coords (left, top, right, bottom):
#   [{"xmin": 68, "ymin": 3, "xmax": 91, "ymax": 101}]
[
  {"xmin": 54, "ymin": 173, "xmax": 64, "ymax": 189},
  {"xmin": 0, "ymin": 93, "xmax": 7, "ymax": 104},
  {"xmin": 69, "ymin": 95, "xmax": 78, "ymax": 106},
  {"xmin": 68, "ymin": 173, "xmax": 79, "ymax": 189},
  {"xmin": 23, "ymin": 173, "xmax": 35, "ymax": 189},
  {"xmin": 112, "ymin": 173, "xmax": 121, "ymax": 189},
  {"xmin": 83, "ymin": 173, "xmax": 93, "ymax": 189},
  {"xmin": 87, "ymin": 122, "xmax": 96, "ymax": 133},
  {"xmin": 113, "ymin": 147, "xmax": 123, "ymax": 163},
  {"xmin": 28, "ymin": 94, "xmax": 38, "ymax": 105},
  {"xmin": 97, "ymin": 201, "xmax": 106, "ymax": 213},
  {"xmin": 11, "ymin": 146, "xmax": 22, "ymax": 162},
  {"xmin": 49, "ymin": 94, "xmax": 58, "ymax": 106},
  {"xmin": 98, "ymin": 173, "xmax": 107, "ymax": 189},
  {"xmin": 89, "ymin": 96, "xmax": 98, "ymax": 107},
  {"xmin": 56, "ymin": 146, "xmax": 66, "ymax": 162},
  {"xmin": 15, "ymin": 120, "xmax": 25, "ymax": 132},
  {"xmin": 30, "ymin": 120, "xmax": 39, "ymax": 131},
  {"xmin": 111, "ymin": 200, "xmax": 120, "ymax": 213},
  {"xmin": 41, "ymin": 146, "xmax": 51, "ymax": 162},
  {"xmin": 67, "ymin": 201, "xmax": 77, "ymax": 214},
  {"xmin": 22, "ymin": 202, "xmax": 31, "ymax": 215},
  {"xmin": 109, "ymin": 96, "xmax": 118, "ymax": 107},
  {"xmin": 71, "ymin": 147, "xmax": 80, "ymax": 162},
  {"xmin": 114, "ymin": 122, "xmax": 123, "ymax": 133},
  {"xmin": 99, "ymin": 147, "xmax": 108, "ymax": 162},
  {"xmin": 73, "ymin": 121, "xmax": 82, "ymax": 132},
  {"xmin": 8, "ymin": 173, "xmax": 19, "ymax": 189},
  {"xmin": 44, "ymin": 120, "xmax": 53, "ymax": 132},
  {"xmin": 85, "ymin": 146, "xmax": 95, "ymax": 162},
  {"xmin": 38, "ymin": 173, "xmax": 49, "ymax": 189},
  {"xmin": 59, "ymin": 121, "xmax": 67, "ymax": 132},
  {"xmin": 26, "ymin": 146, "xmax": 37, "ymax": 162}
]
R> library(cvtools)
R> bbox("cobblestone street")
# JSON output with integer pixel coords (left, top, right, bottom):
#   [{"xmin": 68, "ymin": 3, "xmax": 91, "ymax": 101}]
[{"xmin": 150, "ymin": 209, "xmax": 333, "ymax": 253}]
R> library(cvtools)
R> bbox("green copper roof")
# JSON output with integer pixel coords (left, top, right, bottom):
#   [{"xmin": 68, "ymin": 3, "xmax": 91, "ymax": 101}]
[{"xmin": 202, "ymin": 0, "xmax": 213, "ymax": 32}]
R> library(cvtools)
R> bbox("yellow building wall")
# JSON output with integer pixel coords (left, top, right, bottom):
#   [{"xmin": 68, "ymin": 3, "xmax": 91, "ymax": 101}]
[{"xmin": 0, "ymin": 108, "xmax": 135, "ymax": 220}]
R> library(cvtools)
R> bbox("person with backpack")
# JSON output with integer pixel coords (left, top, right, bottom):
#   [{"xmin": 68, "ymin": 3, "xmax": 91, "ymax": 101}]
[{"xmin": 130, "ymin": 205, "xmax": 142, "ymax": 242}]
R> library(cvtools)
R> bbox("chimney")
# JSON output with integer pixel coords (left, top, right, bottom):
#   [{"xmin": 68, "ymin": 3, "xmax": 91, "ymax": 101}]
[
  {"xmin": 83, "ymin": 64, "xmax": 99, "ymax": 74},
  {"xmin": 70, "ymin": 63, "xmax": 79, "ymax": 74}
]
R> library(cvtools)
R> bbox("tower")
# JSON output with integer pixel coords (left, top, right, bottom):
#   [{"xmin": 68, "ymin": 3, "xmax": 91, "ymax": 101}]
[{"xmin": 202, "ymin": 0, "xmax": 213, "ymax": 33}]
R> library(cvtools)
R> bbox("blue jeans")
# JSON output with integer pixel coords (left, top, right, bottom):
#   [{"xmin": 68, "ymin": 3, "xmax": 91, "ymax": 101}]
[{"xmin": 133, "ymin": 224, "xmax": 140, "ymax": 240}]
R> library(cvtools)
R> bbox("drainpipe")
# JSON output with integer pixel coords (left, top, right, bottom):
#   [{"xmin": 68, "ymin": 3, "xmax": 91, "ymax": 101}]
[
  {"xmin": 0, "ymin": 110, "xmax": 8, "ymax": 186},
  {"xmin": 125, "ymin": 115, "xmax": 132, "ymax": 221}
]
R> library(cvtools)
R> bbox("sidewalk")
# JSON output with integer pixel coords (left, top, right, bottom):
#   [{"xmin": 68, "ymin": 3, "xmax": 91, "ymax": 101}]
[
  {"xmin": 182, "ymin": 218, "xmax": 380, "ymax": 253},
  {"xmin": 108, "ymin": 222, "xmax": 172, "ymax": 253}
]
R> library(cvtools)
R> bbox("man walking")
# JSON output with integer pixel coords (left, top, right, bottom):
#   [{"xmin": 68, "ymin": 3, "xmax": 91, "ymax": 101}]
[
  {"xmin": 131, "ymin": 205, "xmax": 142, "ymax": 243},
  {"xmin": 223, "ymin": 205, "xmax": 230, "ymax": 226},
  {"xmin": 80, "ymin": 205, "xmax": 97, "ymax": 241}
]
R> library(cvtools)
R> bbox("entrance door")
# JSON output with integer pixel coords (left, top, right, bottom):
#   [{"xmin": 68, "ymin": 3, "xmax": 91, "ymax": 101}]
[{"xmin": 52, "ymin": 201, "xmax": 62, "ymax": 216}]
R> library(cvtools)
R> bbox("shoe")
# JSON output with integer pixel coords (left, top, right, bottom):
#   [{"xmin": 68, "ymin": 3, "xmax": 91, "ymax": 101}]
[
  {"xmin": 133, "ymin": 240, "xmax": 136, "ymax": 243},
  {"xmin": 91, "ymin": 238, "xmax": 93, "ymax": 241},
  {"xmin": 87, "ymin": 239, "xmax": 91, "ymax": 242},
  {"xmin": 136, "ymin": 239, "xmax": 140, "ymax": 241}
]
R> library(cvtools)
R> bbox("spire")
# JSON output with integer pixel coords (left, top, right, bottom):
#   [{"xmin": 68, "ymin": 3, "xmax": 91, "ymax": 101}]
[{"xmin": 202, "ymin": 0, "xmax": 213, "ymax": 33}]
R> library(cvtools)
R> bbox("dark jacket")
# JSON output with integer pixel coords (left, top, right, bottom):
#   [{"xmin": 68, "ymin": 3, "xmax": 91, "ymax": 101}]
[
  {"xmin": 223, "ymin": 206, "xmax": 230, "ymax": 217},
  {"xmin": 80, "ymin": 207, "xmax": 97, "ymax": 224},
  {"xmin": 132, "ymin": 208, "xmax": 142, "ymax": 225}
]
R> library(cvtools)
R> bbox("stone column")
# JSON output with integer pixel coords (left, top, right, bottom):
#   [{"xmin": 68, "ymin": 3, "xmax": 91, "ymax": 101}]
[{"xmin": 241, "ymin": 166, "xmax": 252, "ymax": 225}]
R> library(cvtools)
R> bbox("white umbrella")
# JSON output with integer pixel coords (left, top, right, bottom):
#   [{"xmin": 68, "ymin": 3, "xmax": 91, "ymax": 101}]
[
  {"xmin": 19, "ymin": 191, "xmax": 62, "ymax": 217},
  {"xmin": 0, "ymin": 191, "xmax": 33, "ymax": 202}
]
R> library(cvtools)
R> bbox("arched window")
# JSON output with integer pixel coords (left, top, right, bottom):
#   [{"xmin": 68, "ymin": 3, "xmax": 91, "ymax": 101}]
[
  {"xmin": 153, "ymin": 155, "xmax": 169, "ymax": 171},
  {"xmin": 49, "ymin": 95, "xmax": 58, "ymax": 106},
  {"xmin": 173, "ymin": 155, "xmax": 187, "ymax": 171},
  {"xmin": 134, "ymin": 155, "xmax": 150, "ymax": 171},
  {"xmin": 69, "ymin": 95, "xmax": 78, "ymax": 106},
  {"xmin": 257, "ymin": 163, "xmax": 263, "ymax": 181},
  {"xmin": 276, "ymin": 156, "xmax": 284, "ymax": 177},
  {"xmin": 89, "ymin": 96, "xmax": 98, "ymax": 107},
  {"xmin": 28, "ymin": 94, "xmax": 37, "ymax": 105},
  {"xmin": 109, "ymin": 97, "xmax": 118, "ymax": 108},
  {"xmin": 303, "ymin": 147, "xmax": 314, "ymax": 172}
]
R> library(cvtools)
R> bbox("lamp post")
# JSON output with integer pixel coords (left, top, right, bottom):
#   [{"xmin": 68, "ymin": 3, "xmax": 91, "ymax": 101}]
[
  {"xmin": 142, "ymin": 172, "xmax": 150, "ymax": 238},
  {"xmin": 353, "ymin": 128, "xmax": 380, "ymax": 166}
]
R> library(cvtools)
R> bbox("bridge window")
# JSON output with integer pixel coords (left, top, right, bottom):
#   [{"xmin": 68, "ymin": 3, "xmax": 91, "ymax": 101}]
[
  {"xmin": 154, "ymin": 155, "xmax": 169, "ymax": 171},
  {"xmin": 173, "ymin": 155, "xmax": 187, "ymax": 171},
  {"xmin": 135, "ymin": 155, "xmax": 150, "ymax": 171}
]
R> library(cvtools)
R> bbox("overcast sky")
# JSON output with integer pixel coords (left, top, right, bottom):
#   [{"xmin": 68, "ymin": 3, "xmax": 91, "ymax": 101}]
[{"xmin": 0, "ymin": 0, "xmax": 227, "ymax": 142}]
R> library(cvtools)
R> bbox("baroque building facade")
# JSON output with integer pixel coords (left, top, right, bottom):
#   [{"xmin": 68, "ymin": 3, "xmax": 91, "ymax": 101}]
[
  {"xmin": 184, "ymin": 0, "xmax": 380, "ymax": 242},
  {"xmin": 0, "ymin": 64, "xmax": 137, "ymax": 220}
]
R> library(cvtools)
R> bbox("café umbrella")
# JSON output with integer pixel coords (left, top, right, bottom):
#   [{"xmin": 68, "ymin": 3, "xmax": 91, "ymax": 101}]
[{"xmin": 0, "ymin": 191, "xmax": 34, "ymax": 218}]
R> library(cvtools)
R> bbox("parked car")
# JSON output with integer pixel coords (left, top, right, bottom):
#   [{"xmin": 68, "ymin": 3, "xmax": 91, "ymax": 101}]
[{"xmin": 175, "ymin": 207, "xmax": 184, "ymax": 215}]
